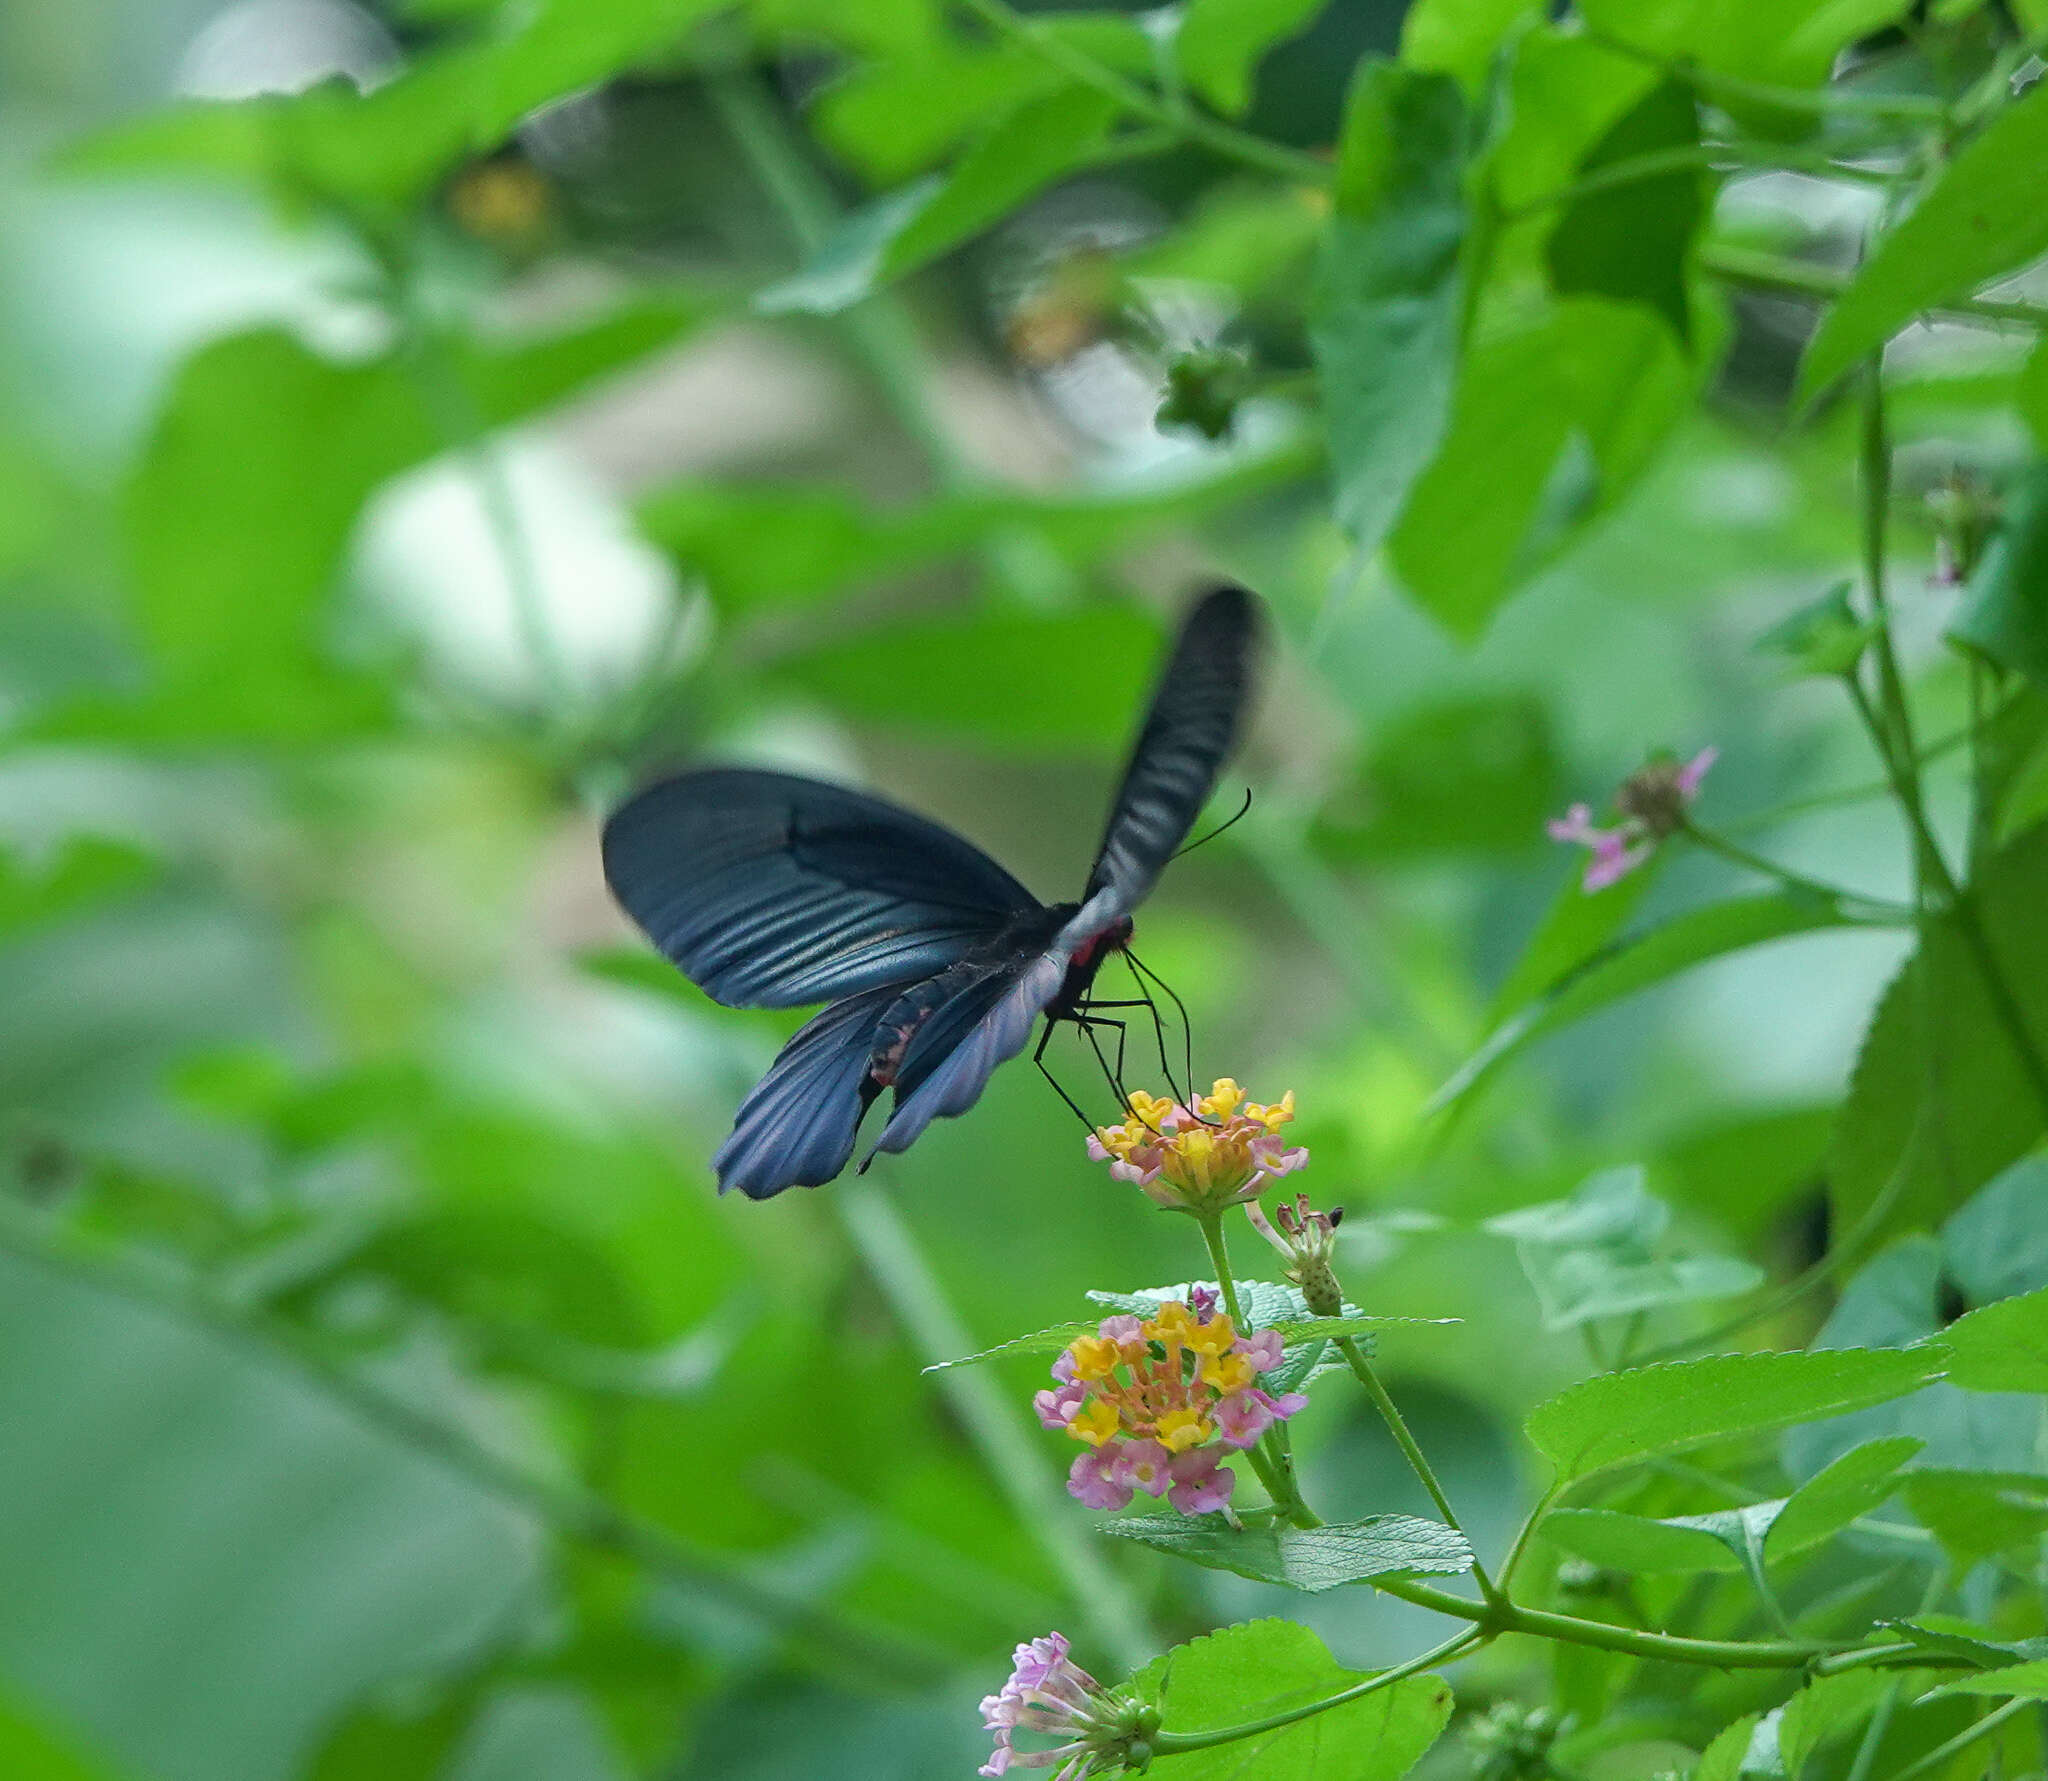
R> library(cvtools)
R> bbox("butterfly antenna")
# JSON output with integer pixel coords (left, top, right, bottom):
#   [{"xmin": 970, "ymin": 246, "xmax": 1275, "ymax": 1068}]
[{"xmin": 1170, "ymin": 786, "xmax": 1254, "ymax": 862}]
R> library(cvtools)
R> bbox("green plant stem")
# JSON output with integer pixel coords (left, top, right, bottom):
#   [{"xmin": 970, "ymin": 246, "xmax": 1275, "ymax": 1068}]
[
  {"xmin": 702, "ymin": 62, "xmax": 977, "ymax": 490},
  {"xmin": 1682, "ymin": 822, "xmax": 1913, "ymax": 922},
  {"xmin": 836, "ymin": 1178, "xmax": 1154, "ymax": 1672},
  {"xmin": 949, "ymin": 0, "xmax": 1331, "ymax": 185},
  {"xmin": 1843, "ymin": 368, "xmax": 2048, "ymax": 1122},
  {"xmin": 375, "ymin": 252, "xmax": 575, "ymax": 726},
  {"xmin": 1150, "ymin": 1627, "xmax": 1485, "ymax": 1755},
  {"xmin": 1375, "ymin": 1574, "xmax": 1968, "ymax": 1672},
  {"xmin": 1699, "ymin": 243, "xmax": 2048, "ymax": 330},
  {"xmin": 0, "ymin": 1205, "xmax": 943, "ymax": 1689},
  {"xmin": 1335, "ymin": 1336, "xmax": 1500, "ymax": 1603},
  {"xmin": 1193, "ymin": 1209, "xmax": 1317, "ymax": 1525},
  {"xmin": 1884, "ymin": 1698, "xmax": 2029, "ymax": 1781}
]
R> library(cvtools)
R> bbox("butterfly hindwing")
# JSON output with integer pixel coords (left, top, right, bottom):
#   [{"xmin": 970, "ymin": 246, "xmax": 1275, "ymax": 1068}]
[
  {"xmin": 601, "ymin": 768, "xmax": 1042, "ymax": 1009},
  {"xmin": 1084, "ymin": 585, "xmax": 1259, "ymax": 916},
  {"xmin": 712, "ymin": 985, "xmax": 900, "ymax": 1198}
]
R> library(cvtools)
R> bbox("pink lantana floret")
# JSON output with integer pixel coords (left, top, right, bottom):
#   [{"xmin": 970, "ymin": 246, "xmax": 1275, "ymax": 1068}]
[
  {"xmin": 1066, "ymin": 1446, "xmax": 1132, "ymax": 1512},
  {"xmin": 1167, "ymin": 1446, "xmax": 1235, "ymax": 1515},
  {"xmin": 1548, "ymin": 747, "xmax": 1717, "ymax": 892}
]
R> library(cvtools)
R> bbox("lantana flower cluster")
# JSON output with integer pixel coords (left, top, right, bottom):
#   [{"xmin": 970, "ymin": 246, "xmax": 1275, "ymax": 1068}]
[
  {"xmin": 1086, "ymin": 1078, "xmax": 1306, "ymax": 1213},
  {"xmin": 1035, "ymin": 1291, "xmax": 1307, "ymax": 1515}
]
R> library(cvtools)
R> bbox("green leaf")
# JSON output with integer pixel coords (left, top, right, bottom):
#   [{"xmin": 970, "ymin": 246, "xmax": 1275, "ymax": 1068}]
[
  {"xmin": 1692, "ymin": 1714, "xmax": 1762, "ymax": 1781},
  {"xmin": 1310, "ymin": 60, "xmax": 1469, "ymax": 555},
  {"xmin": 1926, "ymin": 1659, "xmax": 2048, "ymax": 1699},
  {"xmin": 1525, "ymin": 1347, "xmax": 1948, "ymax": 1483},
  {"xmin": 1546, "ymin": 79, "xmax": 1705, "ymax": 347},
  {"xmin": 1799, "ymin": 78, "xmax": 2048, "ymax": 401},
  {"xmin": 1486, "ymin": 851, "xmax": 1665, "ymax": 1026},
  {"xmin": 1486, "ymin": 1165, "xmax": 1763, "ymax": 1331},
  {"xmin": 1087, "ymin": 1279, "xmax": 1316, "ymax": 1330},
  {"xmin": 0, "ymin": 1686, "xmax": 127, "ymax": 1781},
  {"xmin": 1399, "ymin": 0, "xmax": 1542, "ymax": 87},
  {"xmin": 1388, "ymin": 297, "xmax": 1691, "ymax": 637},
  {"xmin": 2020, "ymin": 337, "xmax": 2048, "ymax": 450},
  {"xmin": 1767, "ymin": 1434, "xmax": 1922, "ymax": 1555},
  {"xmin": 1541, "ymin": 1507, "xmax": 1742, "ymax": 1574},
  {"xmin": 66, "ymin": 0, "xmax": 729, "ymax": 207},
  {"xmin": 1881, "ymin": 1617, "xmax": 2048, "ymax": 1668},
  {"xmin": 1134, "ymin": 1620, "xmax": 1454, "ymax": 1781},
  {"xmin": 1785, "ymin": 1236, "xmax": 2048, "ymax": 1481},
  {"xmin": 1944, "ymin": 1153, "xmax": 2048, "ymax": 1308},
  {"xmin": 1436, "ymin": 889, "xmax": 1865, "ymax": 1114},
  {"xmin": 1829, "ymin": 824, "xmax": 2048, "ymax": 1241},
  {"xmin": 810, "ymin": 16, "xmax": 1149, "ymax": 180},
  {"xmin": 1542, "ymin": 1437, "xmax": 1917, "ymax": 1578},
  {"xmin": 921, "ymin": 1321, "xmax": 1103, "ymax": 1371},
  {"xmin": 759, "ymin": 86, "xmax": 1120, "ymax": 314},
  {"xmin": 1762, "ymin": 1671, "xmax": 1895, "ymax": 1779},
  {"xmin": 1104, "ymin": 1513, "xmax": 1474, "ymax": 1591},
  {"xmin": 1756, "ymin": 580, "xmax": 1877, "ymax": 679},
  {"xmin": 1940, "ymin": 1284, "xmax": 2048, "ymax": 1393},
  {"xmin": 1950, "ymin": 462, "xmax": 2048, "ymax": 694},
  {"xmin": 1904, "ymin": 1470, "xmax": 2048, "ymax": 1568},
  {"xmin": 639, "ymin": 441, "xmax": 1317, "ymax": 616},
  {"xmin": 1579, "ymin": 0, "xmax": 1912, "ymax": 87},
  {"xmin": 767, "ymin": 604, "xmax": 1160, "ymax": 749},
  {"xmin": 1313, "ymin": 693, "xmax": 1562, "ymax": 861},
  {"xmin": 1177, "ymin": 0, "xmax": 1328, "ymax": 116},
  {"xmin": 102, "ymin": 301, "xmax": 705, "ymax": 743}
]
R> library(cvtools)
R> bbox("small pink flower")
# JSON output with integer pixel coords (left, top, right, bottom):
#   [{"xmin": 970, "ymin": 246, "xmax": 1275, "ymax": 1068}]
[
  {"xmin": 1214, "ymin": 1386, "xmax": 1308, "ymax": 1449},
  {"xmin": 1187, "ymin": 1284, "xmax": 1221, "ymax": 1321},
  {"xmin": 1549, "ymin": 748, "xmax": 1717, "ymax": 892},
  {"xmin": 1033, "ymin": 1382, "xmax": 1087, "ymax": 1431},
  {"xmin": 1067, "ymin": 1444, "xmax": 1133, "ymax": 1511},
  {"xmin": 1237, "ymin": 1328, "xmax": 1285, "ymax": 1372},
  {"xmin": 1049, "ymin": 1350, "xmax": 1077, "ymax": 1384},
  {"xmin": 1095, "ymin": 1314, "xmax": 1145, "ymax": 1354},
  {"xmin": 1213, "ymin": 1389, "xmax": 1277, "ymax": 1448},
  {"xmin": 1167, "ymin": 1446, "xmax": 1235, "ymax": 1515},
  {"xmin": 1114, "ymin": 1439, "xmax": 1174, "ymax": 1499},
  {"xmin": 978, "ymin": 1630, "xmax": 1148, "ymax": 1778}
]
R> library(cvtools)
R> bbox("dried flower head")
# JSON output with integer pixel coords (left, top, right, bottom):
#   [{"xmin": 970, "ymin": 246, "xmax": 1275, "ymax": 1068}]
[
  {"xmin": 1036, "ymin": 1298, "xmax": 1308, "ymax": 1516},
  {"xmin": 1548, "ymin": 747, "xmax": 1717, "ymax": 891},
  {"xmin": 979, "ymin": 1632, "xmax": 1158, "ymax": 1778},
  {"xmin": 1088, "ymin": 1078, "xmax": 1307, "ymax": 1214}
]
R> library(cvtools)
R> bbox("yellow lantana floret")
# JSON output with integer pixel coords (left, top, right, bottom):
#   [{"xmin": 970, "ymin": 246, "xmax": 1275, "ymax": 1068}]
[
  {"xmin": 1155, "ymin": 1407, "xmax": 1213, "ymax": 1452},
  {"xmin": 1068, "ymin": 1397, "xmax": 1121, "ymax": 1447}
]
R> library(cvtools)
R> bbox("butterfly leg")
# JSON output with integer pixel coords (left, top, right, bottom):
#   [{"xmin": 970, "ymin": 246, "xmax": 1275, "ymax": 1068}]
[
  {"xmin": 1033, "ymin": 1018, "xmax": 1097, "ymax": 1131},
  {"xmin": 1126, "ymin": 951, "xmax": 1207, "ymax": 1123}
]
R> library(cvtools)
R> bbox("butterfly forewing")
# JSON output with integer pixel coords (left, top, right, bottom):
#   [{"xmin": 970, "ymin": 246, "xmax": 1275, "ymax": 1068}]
[
  {"xmin": 1084, "ymin": 585, "xmax": 1259, "ymax": 916},
  {"xmin": 601, "ymin": 768, "xmax": 1043, "ymax": 1009},
  {"xmin": 602, "ymin": 588, "xmax": 1262, "ymax": 1196}
]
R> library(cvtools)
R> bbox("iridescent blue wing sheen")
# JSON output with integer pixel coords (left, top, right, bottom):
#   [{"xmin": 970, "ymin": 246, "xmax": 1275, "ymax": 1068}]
[
  {"xmin": 1083, "ymin": 586, "xmax": 1259, "ymax": 916},
  {"xmin": 601, "ymin": 768, "xmax": 1042, "ymax": 1009},
  {"xmin": 865, "ymin": 891, "xmax": 1119, "ymax": 1164},
  {"xmin": 712, "ymin": 986, "xmax": 899, "ymax": 1199}
]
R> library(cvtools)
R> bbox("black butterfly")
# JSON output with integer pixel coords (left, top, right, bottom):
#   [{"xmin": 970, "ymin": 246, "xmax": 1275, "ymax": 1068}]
[{"xmin": 601, "ymin": 585, "xmax": 1260, "ymax": 1198}]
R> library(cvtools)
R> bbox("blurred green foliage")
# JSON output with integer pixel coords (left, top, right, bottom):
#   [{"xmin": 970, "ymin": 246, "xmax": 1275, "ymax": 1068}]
[{"xmin": 5, "ymin": 0, "xmax": 2048, "ymax": 1776}]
